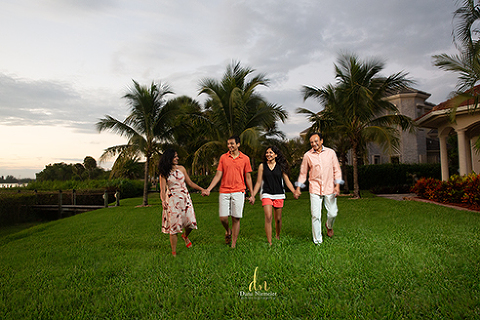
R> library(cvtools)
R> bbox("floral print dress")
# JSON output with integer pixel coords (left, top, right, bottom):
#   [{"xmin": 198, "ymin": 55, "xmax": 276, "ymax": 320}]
[{"xmin": 162, "ymin": 169, "xmax": 198, "ymax": 234}]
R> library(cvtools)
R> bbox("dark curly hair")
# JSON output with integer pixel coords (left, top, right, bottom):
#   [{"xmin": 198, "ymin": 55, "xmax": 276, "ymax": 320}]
[
  {"xmin": 158, "ymin": 149, "xmax": 177, "ymax": 178},
  {"xmin": 263, "ymin": 145, "xmax": 289, "ymax": 175}
]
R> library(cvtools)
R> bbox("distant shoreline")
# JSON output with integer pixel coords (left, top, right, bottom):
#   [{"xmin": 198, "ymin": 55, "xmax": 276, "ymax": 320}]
[{"xmin": 0, "ymin": 183, "xmax": 27, "ymax": 188}]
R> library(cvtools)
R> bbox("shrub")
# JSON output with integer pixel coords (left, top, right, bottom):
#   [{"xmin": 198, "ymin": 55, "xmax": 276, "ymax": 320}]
[
  {"xmin": 411, "ymin": 173, "xmax": 480, "ymax": 210},
  {"xmin": 460, "ymin": 173, "xmax": 480, "ymax": 208},
  {"xmin": 346, "ymin": 163, "xmax": 441, "ymax": 193},
  {"xmin": 25, "ymin": 179, "xmax": 144, "ymax": 199},
  {"xmin": 0, "ymin": 193, "xmax": 38, "ymax": 225},
  {"xmin": 109, "ymin": 179, "xmax": 144, "ymax": 199}
]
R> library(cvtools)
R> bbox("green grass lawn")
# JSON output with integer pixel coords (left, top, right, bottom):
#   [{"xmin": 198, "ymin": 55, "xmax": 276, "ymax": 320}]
[{"xmin": 1, "ymin": 192, "xmax": 479, "ymax": 319}]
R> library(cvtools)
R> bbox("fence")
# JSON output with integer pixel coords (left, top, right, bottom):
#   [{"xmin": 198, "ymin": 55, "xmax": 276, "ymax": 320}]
[{"xmin": 31, "ymin": 189, "xmax": 120, "ymax": 220}]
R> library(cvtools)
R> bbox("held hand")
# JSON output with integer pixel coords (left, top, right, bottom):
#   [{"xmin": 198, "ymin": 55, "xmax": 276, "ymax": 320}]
[
  {"xmin": 202, "ymin": 189, "xmax": 210, "ymax": 197},
  {"xmin": 334, "ymin": 185, "xmax": 340, "ymax": 197},
  {"xmin": 161, "ymin": 201, "xmax": 168, "ymax": 209},
  {"xmin": 248, "ymin": 195, "xmax": 255, "ymax": 205},
  {"xmin": 293, "ymin": 190, "xmax": 301, "ymax": 199}
]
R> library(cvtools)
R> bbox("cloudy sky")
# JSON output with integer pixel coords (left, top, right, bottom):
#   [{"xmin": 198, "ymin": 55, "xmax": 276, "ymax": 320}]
[{"xmin": 0, "ymin": 0, "xmax": 461, "ymax": 179}]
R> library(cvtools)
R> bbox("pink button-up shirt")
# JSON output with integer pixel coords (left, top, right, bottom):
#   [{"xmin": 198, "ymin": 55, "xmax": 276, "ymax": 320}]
[{"xmin": 297, "ymin": 146, "xmax": 343, "ymax": 196}]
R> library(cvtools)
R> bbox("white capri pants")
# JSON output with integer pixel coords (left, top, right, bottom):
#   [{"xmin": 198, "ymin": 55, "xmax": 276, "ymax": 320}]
[{"xmin": 310, "ymin": 193, "xmax": 338, "ymax": 244}]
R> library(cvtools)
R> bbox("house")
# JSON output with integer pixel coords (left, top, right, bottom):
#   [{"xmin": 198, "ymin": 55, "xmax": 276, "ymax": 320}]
[
  {"xmin": 415, "ymin": 86, "xmax": 480, "ymax": 180},
  {"xmin": 369, "ymin": 88, "xmax": 438, "ymax": 164},
  {"xmin": 300, "ymin": 88, "xmax": 441, "ymax": 166}
]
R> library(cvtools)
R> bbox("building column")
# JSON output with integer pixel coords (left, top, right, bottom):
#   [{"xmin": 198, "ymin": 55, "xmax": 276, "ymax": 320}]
[
  {"xmin": 466, "ymin": 135, "xmax": 473, "ymax": 174},
  {"xmin": 439, "ymin": 135, "xmax": 449, "ymax": 181},
  {"xmin": 457, "ymin": 129, "xmax": 470, "ymax": 176}
]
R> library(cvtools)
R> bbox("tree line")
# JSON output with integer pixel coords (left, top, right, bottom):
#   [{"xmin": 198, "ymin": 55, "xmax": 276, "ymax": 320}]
[
  {"xmin": 0, "ymin": 176, "xmax": 33, "ymax": 184},
  {"xmin": 96, "ymin": 58, "xmax": 417, "ymax": 204},
  {"xmin": 35, "ymin": 156, "xmax": 110, "ymax": 181},
  {"xmin": 34, "ymin": 0, "xmax": 480, "ymax": 204}
]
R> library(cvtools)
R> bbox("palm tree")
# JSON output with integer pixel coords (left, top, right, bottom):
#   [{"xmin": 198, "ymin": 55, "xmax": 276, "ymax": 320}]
[
  {"xmin": 433, "ymin": 0, "xmax": 480, "ymax": 112},
  {"xmin": 109, "ymin": 149, "xmax": 143, "ymax": 179},
  {"xmin": 432, "ymin": 0, "xmax": 480, "ymax": 150},
  {"xmin": 433, "ymin": 0, "xmax": 480, "ymax": 94},
  {"xmin": 195, "ymin": 61, "xmax": 288, "ymax": 169},
  {"xmin": 168, "ymin": 96, "xmax": 213, "ymax": 175},
  {"xmin": 96, "ymin": 80, "xmax": 179, "ymax": 206},
  {"xmin": 301, "ymin": 53, "xmax": 414, "ymax": 198}
]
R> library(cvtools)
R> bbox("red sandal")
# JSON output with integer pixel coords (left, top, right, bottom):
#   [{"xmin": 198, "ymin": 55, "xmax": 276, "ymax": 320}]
[{"xmin": 181, "ymin": 234, "xmax": 192, "ymax": 248}]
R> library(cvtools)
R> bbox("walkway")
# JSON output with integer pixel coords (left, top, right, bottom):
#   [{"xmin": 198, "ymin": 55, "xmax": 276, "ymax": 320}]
[{"xmin": 375, "ymin": 193, "xmax": 479, "ymax": 212}]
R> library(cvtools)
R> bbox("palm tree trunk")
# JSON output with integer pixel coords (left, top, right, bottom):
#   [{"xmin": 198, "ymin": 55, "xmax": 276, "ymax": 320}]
[
  {"xmin": 352, "ymin": 141, "xmax": 360, "ymax": 199},
  {"xmin": 340, "ymin": 152, "xmax": 349, "ymax": 194},
  {"xmin": 143, "ymin": 157, "xmax": 150, "ymax": 206}
]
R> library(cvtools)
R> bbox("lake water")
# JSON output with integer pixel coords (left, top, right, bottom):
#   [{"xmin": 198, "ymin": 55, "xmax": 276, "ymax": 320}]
[{"xmin": 0, "ymin": 183, "xmax": 26, "ymax": 188}]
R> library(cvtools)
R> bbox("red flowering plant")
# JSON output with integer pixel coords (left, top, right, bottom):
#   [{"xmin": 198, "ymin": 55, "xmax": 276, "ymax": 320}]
[
  {"xmin": 411, "ymin": 173, "xmax": 480, "ymax": 210},
  {"xmin": 411, "ymin": 177, "xmax": 442, "ymax": 201},
  {"xmin": 461, "ymin": 173, "xmax": 480, "ymax": 210}
]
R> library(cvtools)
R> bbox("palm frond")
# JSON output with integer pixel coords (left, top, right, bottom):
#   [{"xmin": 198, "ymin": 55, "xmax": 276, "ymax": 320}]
[
  {"xmin": 96, "ymin": 116, "xmax": 139, "ymax": 139},
  {"xmin": 99, "ymin": 144, "xmax": 136, "ymax": 162}
]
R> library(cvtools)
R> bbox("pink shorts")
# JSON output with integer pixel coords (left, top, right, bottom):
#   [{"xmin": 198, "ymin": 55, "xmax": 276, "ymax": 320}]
[{"xmin": 261, "ymin": 198, "xmax": 284, "ymax": 208}]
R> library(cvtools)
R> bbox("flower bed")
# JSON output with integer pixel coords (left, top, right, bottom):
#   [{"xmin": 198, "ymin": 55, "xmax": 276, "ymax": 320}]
[{"xmin": 411, "ymin": 173, "xmax": 480, "ymax": 211}]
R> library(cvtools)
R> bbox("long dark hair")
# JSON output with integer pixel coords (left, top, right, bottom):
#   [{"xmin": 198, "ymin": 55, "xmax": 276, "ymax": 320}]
[
  {"xmin": 158, "ymin": 149, "xmax": 176, "ymax": 178},
  {"xmin": 263, "ymin": 145, "xmax": 289, "ymax": 175}
]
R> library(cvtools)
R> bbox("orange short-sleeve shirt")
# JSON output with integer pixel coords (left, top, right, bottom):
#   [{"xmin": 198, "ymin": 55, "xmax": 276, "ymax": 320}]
[{"xmin": 217, "ymin": 151, "xmax": 252, "ymax": 193}]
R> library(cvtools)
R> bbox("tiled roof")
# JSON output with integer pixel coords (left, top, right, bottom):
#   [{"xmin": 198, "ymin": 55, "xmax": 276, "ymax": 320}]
[
  {"xmin": 385, "ymin": 87, "xmax": 430, "ymax": 97},
  {"xmin": 431, "ymin": 84, "xmax": 480, "ymax": 111},
  {"xmin": 415, "ymin": 84, "xmax": 480, "ymax": 121}
]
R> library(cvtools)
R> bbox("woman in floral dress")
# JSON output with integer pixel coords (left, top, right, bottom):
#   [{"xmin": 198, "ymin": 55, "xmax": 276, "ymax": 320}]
[{"xmin": 159, "ymin": 149, "xmax": 206, "ymax": 256}]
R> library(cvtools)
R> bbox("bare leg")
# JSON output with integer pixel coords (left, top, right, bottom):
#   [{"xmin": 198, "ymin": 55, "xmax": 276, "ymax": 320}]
[
  {"xmin": 274, "ymin": 207, "xmax": 282, "ymax": 240},
  {"xmin": 220, "ymin": 216, "xmax": 231, "ymax": 233},
  {"xmin": 231, "ymin": 217, "xmax": 240, "ymax": 248},
  {"xmin": 263, "ymin": 205, "xmax": 273, "ymax": 245},
  {"xmin": 184, "ymin": 228, "xmax": 192, "ymax": 238},
  {"xmin": 169, "ymin": 234, "xmax": 177, "ymax": 256},
  {"xmin": 220, "ymin": 216, "xmax": 231, "ymax": 243},
  {"xmin": 182, "ymin": 228, "xmax": 193, "ymax": 247}
]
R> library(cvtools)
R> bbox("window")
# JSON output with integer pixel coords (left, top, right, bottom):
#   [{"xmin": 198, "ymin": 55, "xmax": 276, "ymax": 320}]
[{"xmin": 390, "ymin": 156, "xmax": 400, "ymax": 164}]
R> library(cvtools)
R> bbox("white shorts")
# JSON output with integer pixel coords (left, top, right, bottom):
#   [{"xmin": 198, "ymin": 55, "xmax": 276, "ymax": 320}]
[{"xmin": 219, "ymin": 192, "xmax": 245, "ymax": 218}]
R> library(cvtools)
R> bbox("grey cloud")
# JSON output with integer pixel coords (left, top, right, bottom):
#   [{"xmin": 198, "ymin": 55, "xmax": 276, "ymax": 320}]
[
  {"xmin": 0, "ymin": 0, "xmax": 464, "ymax": 136},
  {"xmin": 0, "ymin": 74, "xmax": 120, "ymax": 132},
  {"xmin": 44, "ymin": 0, "xmax": 117, "ymax": 15}
]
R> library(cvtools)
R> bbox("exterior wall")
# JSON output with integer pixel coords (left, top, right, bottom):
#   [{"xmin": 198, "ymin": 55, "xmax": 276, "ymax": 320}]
[
  {"xmin": 434, "ymin": 111, "xmax": 480, "ymax": 178},
  {"xmin": 365, "ymin": 91, "xmax": 436, "ymax": 164}
]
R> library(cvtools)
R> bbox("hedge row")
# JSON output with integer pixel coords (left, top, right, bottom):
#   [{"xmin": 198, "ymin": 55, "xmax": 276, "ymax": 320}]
[
  {"xmin": 0, "ymin": 193, "xmax": 38, "ymax": 226},
  {"xmin": 190, "ymin": 163, "xmax": 442, "ymax": 194},
  {"xmin": 411, "ymin": 173, "xmax": 480, "ymax": 210},
  {"xmin": 345, "ymin": 163, "xmax": 442, "ymax": 193},
  {"xmin": 25, "ymin": 179, "xmax": 144, "ymax": 199}
]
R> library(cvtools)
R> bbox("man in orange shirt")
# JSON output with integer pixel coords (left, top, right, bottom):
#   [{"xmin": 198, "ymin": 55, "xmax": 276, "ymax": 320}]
[{"xmin": 204, "ymin": 135, "xmax": 254, "ymax": 248}]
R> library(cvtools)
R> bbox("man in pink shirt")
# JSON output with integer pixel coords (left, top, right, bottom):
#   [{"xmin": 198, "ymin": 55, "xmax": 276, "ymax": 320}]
[{"xmin": 296, "ymin": 132, "xmax": 343, "ymax": 244}]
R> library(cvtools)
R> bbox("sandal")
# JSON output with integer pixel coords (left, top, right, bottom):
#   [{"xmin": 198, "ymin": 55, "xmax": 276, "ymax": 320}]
[
  {"xmin": 181, "ymin": 234, "xmax": 192, "ymax": 248},
  {"xmin": 172, "ymin": 251, "xmax": 176, "ymax": 257}
]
